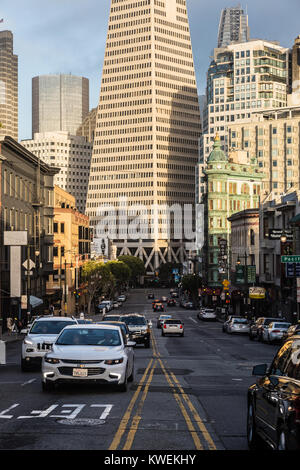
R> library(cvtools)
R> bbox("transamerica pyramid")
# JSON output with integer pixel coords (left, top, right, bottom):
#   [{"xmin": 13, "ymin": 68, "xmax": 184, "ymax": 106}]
[{"xmin": 86, "ymin": 0, "xmax": 201, "ymax": 272}]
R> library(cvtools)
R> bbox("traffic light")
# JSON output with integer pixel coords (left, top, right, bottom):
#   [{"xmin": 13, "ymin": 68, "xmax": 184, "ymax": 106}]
[{"xmin": 73, "ymin": 290, "xmax": 81, "ymax": 301}]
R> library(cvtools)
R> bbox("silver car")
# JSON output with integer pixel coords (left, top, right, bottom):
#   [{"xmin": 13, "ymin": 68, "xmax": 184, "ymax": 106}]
[
  {"xmin": 21, "ymin": 317, "xmax": 78, "ymax": 371},
  {"xmin": 41, "ymin": 324, "xmax": 135, "ymax": 392},
  {"xmin": 227, "ymin": 317, "xmax": 250, "ymax": 334},
  {"xmin": 262, "ymin": 322, "xmax": 291, "ymax": 343},
  {"xmin": 162, "ymin": 319, "xmax": 184, "ymax": 337},
  {"xmin": 198, "ymin": 308, "xmax": 217, "ymax": 321}
]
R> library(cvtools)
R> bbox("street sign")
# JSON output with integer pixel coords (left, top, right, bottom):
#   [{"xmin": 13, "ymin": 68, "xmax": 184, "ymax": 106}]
[
  {"xmin": 249, "ymin": 287, "xmax": 266, "ymax": 299},
  {"xmin": 247, "ymin": 265, "xmax": 256, "ymax": 283},
  {"xmin": 286, "ymin": 263, "xmax": 300, "ymax": 277},
  {"xmin": 268, "ymin": 229, "xmax": 293, "ymax": 241},
  {"xmin": 281, "ymin": 255, "xmax": 300, "ymax": 263},
  {"xmin": 22, "ymin": 259, "xmax": 35, "ymax": 270},
  {"xmin": 236, "ymin": 265, "xmax": 245, "ymax": 284}
]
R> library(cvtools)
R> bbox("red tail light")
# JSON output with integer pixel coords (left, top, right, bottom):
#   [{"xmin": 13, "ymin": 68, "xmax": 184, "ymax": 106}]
[
  {"xmin": 180, "ymin": 325, "xmax": 183, "ymax": 329},
  {"xmin": 272, "ymin": 330, "xmax": 281, "ymax": 333},
  {"xmin": 163, "ymin": 324, "xmax": 167, "ymax": 329}
]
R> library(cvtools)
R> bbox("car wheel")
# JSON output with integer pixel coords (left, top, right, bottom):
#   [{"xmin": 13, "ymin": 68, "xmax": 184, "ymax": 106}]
[
  {"xmin": 161, "ymin": 332, "xmax": 165, "ymax": 337},
  {"xmin": 42, "ymin": 380, "xmax": 55, "ymax": 392},
  {"xmin": 277, "ymin": 426, "xmax": 288, "ymax": 450},
  {"xmin": 118, "ymin": 374, "xmax": 128, "ymax": 392},
  {"xmin": 128, "ymin": 364, "xmax": 134, "ymax": 383},
  {"xmin": 249, "ymin": 333, "xmax": 254, "ymax": 340},
  {"xmin": 247, "ymin": 400, "xmax": 263, "ymax": 450},
  {"xmin": 181, "ymin": 332, "xmax": 184, "ymax": 337}
]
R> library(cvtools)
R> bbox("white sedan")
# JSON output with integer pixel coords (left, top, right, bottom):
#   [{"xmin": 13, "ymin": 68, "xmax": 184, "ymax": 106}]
[
  {"xmin": 227, "ymin": 317, "xmax": 250, "ymax": 334},
  {"xmin": 198, "ymin": 309, "xmax": 217, "ymax": 321},
  {"xmin": 161, "ymin": 319, "xmax": 184, "ymax": 337},
  {"xmin": 41, "ymin": 324, "xmax": 135, "ymax": 392},
  {"xmin": 262, "ymin": 322, "xmax": 291, "ymax": 344}
]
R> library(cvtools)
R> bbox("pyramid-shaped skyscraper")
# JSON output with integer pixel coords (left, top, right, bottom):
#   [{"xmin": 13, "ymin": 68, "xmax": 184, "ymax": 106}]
[{"xmin": 86, "ymin": 0, "xmax": 201, "ymax": 272}]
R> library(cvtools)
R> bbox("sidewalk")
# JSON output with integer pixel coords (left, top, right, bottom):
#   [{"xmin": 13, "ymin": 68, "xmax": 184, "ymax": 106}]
[{"xmin": 0, "ymin": 331, "xmax": 24, "ymax": 344}]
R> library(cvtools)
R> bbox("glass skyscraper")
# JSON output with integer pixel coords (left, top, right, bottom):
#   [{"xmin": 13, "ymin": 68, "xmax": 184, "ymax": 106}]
[
  {"xmin": 32, "ymin": 74, "xmax": 89, "ymax": 136},
  {"xmin": 217, "ymin": 5, "xmax": 249, "ymax": 48}
]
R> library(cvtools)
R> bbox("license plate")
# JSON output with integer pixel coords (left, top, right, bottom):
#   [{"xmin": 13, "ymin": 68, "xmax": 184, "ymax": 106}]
[{"xmin": 73, "ymin": 368, "xmax": 88, "ymax": 377}]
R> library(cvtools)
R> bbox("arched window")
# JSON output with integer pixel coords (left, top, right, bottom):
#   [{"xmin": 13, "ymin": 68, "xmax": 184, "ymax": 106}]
[{"xmin": 250, "ymin": 229, "xmax": 255, "ymax": 246}]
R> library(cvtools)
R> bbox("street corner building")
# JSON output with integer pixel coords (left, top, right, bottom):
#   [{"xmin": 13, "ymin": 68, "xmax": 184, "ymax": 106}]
[
  {"xmin": 85, "ymin": 0, "xmax": 202, "ymax": 273},
  {"xmin": 0, "ymin": 136, "xmax": 59, "ymax": 328},
  {"xmin": 202, "ymin": 134, "xmax": 264, "ymax": 287}
]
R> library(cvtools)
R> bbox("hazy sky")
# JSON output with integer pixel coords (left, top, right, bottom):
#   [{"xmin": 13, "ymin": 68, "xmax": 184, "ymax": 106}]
[{"xmin": 1, "ymin": 0, "xmax": 300, "ymax": 140}]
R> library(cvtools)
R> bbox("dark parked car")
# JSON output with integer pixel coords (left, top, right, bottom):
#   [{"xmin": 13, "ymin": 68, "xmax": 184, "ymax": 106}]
[
  {"xmin": 247, "ymin": 336, "xmax": 300, "ymax": 450},
  {"xmin": 249, "ymin": 317, "xmax": 287, "ymax": 341},
  {"xmin": 167, "ymin": 298, "xmax": 177, "ymax": 307},
  {"xmin": 99, "ymin": 320, "xmax": 132, "ymax": 342}
]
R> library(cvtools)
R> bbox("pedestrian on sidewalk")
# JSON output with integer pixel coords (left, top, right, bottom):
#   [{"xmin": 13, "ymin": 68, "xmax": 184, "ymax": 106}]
[{"xmin": 6, "ymin": 316, "xmax": 13, "ymax": 335}]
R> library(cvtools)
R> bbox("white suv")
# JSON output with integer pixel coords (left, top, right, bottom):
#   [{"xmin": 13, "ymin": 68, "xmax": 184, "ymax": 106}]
[{"xmin": 21, "ymin": 316, "xmax": 77, "ymax": 371}]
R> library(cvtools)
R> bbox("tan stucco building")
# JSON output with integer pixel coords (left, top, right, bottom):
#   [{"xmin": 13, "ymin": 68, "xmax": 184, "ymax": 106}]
[{"xmin": 47, "ymin": 186, "xmax": 91, "ymax": 314}]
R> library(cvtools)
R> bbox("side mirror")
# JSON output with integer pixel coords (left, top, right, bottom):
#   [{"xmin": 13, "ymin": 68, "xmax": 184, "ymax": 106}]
[
  {"xmin": 252, "ymin": 364, "xmax": 268, "ymax": 376},
  {"xmin": 21, "ymin": 328, "xmax": 28, "ymax": 335},
  {"xmin": 127, "ymin": 341, "xmax": 136, "ymax": 347}
]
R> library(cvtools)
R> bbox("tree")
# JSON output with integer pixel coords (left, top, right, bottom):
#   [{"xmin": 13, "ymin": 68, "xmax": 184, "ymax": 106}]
[
  {"xmin": 158, "ymin": 262, "xmax": 181, "ymax": 285},
  {"xmin": 106, "ymin": 260, "xmax": 131, "ymax": 293},
  {"xmin": 82, "ymin": 261, "xmax": 115, "ymax": 314},
  {"xmin": 118, "ymin": 255, "xmax": 145, "ymax": 286},
  {"xmin": 181, "ymin": 274, "xmax": 202, "ymax": 306}
]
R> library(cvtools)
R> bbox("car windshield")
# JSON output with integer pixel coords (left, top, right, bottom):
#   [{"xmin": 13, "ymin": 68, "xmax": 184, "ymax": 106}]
[
  {"xmin": 56, "ymin": 328, "xmax": 121, "ymax": 346},
  {"xmin": 233, "ymin": 318, "xmax": 248, "ymax": 324},
  {"xmin": 30, "ymin": 320, "xmax": 76, "ymax": 335},
  {"xmin": 120, "ymin": 316, "xmax": 147, "ymax": 326},
  {"xmin": 165, "ymin": 320, "xmax": 181, "ymax": 324},
  {"xmin": 103, "ymin": 316, "xmax": 120, "ymax": 321},
  {"xmin": 160, "ymin": 315, "xmax": 171, "ymax": 319}
]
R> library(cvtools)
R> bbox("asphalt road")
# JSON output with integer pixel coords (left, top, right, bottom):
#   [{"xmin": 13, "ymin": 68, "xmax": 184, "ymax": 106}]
[{"xmin": 0, "ymin": 288, "xmax": 280, "ymax": 451}]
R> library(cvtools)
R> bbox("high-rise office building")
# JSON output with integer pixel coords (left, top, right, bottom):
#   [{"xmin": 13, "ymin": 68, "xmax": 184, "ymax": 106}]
[
  {"xmin": 197, "ymin": 39, "xmax": 290, "ymax": 203},
  {"xmin": 0, "ymin": 30, "xmax": 18, "ymax": 140},
  {"xmin": 86, "ymin": 0, "xmax": 201, "ymax": 272},
  {"xmin": 32, "ymin": 74, "xmax": 89, "ymax": 136},
  {"xmin": 21, "ymin": 132, "xmax": 92, "ymax": 213},
  {"xmin": 217, "ymin": 5, "xmax": 249, "ymax": 48}
]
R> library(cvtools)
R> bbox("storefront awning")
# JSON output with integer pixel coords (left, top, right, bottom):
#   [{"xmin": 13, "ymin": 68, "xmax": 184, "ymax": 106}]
[{"xmin": 30, "ymin": 296, "xmax": 43, "ymax": 308}]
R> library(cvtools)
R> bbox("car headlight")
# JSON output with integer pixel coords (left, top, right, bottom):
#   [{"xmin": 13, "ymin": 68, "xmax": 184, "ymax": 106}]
[
  {"xmin": 44, "ymin": 356, "xmax": 60, "ymax": 364},
  {"xmin": 104, "ymin": 358, "xmax": 124, "ymax": 365},
  {"xmin": 24, "ymin": 339, "xmax": 34, "ymax": 345}
]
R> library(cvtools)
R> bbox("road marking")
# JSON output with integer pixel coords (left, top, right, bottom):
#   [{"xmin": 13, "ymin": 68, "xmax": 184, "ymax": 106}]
[
  {"xmin": 21, "ymin": 379, "xmax": 36, "ymax": 387},
  {"xmin": 152, "ymin": 333, "xmax": 217, "ymax": 450},
  {"xmin": 122, "ymin": 361, "xmax": 157, "ymax": 450},
  {"xmin": 0, "ymin": 404, "xmax": 19, "ymax": 419},
  {"xmin": 109, "ymin": 357, "xmax": 155, "ymax": 450},
  {"xmin": 189, "ymin": 317, "xmax": 198, "ymax": 324}
]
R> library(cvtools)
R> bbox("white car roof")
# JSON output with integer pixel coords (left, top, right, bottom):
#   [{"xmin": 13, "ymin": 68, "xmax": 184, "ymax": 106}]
[
  {"xmin": 62, "ymin": 324, "xmax": 121, "ymax": 331},
  {"xmin": 34, "ymin": 316, "xmax": 76, "ymax": 322}
]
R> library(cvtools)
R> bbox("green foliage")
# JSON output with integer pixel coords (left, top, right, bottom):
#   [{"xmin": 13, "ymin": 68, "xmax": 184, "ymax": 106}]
[
  {"xmin": 106, "ymin": 260, "xmax": 131, "ymax": 287},
  {"xmin": 181, "ymin": 274, "xmax": 202, "ymax": 304},
  {"xmin": 118, "ymin": 255, "xmax": 145, "ymax": 282}
]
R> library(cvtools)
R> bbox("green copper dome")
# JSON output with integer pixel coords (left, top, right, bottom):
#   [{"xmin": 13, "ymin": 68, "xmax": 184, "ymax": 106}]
[{"xmin": 207, "ymin": 135, "xmax": 228, "ymax": 163}]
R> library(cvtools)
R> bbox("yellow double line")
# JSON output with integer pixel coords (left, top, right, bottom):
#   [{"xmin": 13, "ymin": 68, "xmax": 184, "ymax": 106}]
[{"xmin": 109, "ymin": 331, "xmax": 217, "ymax": 450}]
